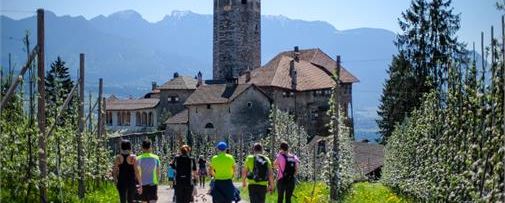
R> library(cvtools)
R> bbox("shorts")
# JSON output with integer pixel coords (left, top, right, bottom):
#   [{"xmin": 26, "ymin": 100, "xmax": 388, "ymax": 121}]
[
  {"xmin": 141, "ymin": 185, "xmax": 158, "ymax": 201},
  {"xmin": 168, "ymin": 177, "xmax": 174, "ymax": 182},
  {"xmin": 198, "ymin": 168, "xmax": 207, "ymax": 176}
]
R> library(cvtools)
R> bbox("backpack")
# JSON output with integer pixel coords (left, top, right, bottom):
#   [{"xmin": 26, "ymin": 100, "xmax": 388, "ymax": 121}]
[
  {"xmin": 248, "ymin": 155, "xmax": 269, "ymax": 182},
  {"xmin": 281, "ymin": 153, "xmax": 296, "ymax": 180},
  {"xmin": 174, "ymin": 155, "xmax": 195, "ymax": 183}
]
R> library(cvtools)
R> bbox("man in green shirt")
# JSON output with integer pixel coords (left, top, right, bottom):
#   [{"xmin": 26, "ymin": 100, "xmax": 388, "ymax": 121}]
[
  {"xmin": 242, "ymin": 143, "xmax": 274, "ymax": 203},
  {"xmin": 209, "ymin": 141, "xmax": 236, "ymax": 203}
]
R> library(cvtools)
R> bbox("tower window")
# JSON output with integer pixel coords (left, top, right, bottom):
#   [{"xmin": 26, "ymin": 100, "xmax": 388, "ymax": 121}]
[
  {"xmin": 207, "ymin": 104, "xmax": 212, "ymax": 109},
  {"xmin": 242, "ymin": 0, "xmax": 247, "ymax": 4},
  {"xmin": 247, "ymin": 102, "xmax": 252, "ymax": 108}
]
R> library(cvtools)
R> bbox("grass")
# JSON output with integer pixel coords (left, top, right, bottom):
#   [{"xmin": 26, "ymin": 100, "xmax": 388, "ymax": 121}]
[
  {"xmin": 341, "ymin": 182, "xmax": 415, "ymax": 203},
  {"xmin": 240, "ymin": 181, "xmax": 414, "ymax": 203},
  {"xmin": 81, "ymin": 182, "xmax": 119, "ymax": 203},
  {"xmin": 240, "ymin": 182, "xmax": 330, "ymax": 203}
]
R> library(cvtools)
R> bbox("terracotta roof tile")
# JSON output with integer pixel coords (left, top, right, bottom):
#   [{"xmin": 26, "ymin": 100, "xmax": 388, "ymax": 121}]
[
  {"xmin": 159, "ymin": 76, "xmax": 198, "ymax": 90},
  {"xmin": 165, "ymin": 109, "xmax": 188, "ymax": 124},
  {"xmin": 240, "ymin": 54, "xmax": 336, "ymax": 91},
  {"xmin": 279, "ymin": 48, "xmax": 359, "ymax": 83},
  {"xmin": 353, "ymin": 142, "xmax": 384, "ymax": 175},
  {"xmin": 106, "ymin": 98, "xmax": 159, "ymax": 111},
  {"xmin": 184, "ymin": 84, "xmax": 260, "ymax": 105}
]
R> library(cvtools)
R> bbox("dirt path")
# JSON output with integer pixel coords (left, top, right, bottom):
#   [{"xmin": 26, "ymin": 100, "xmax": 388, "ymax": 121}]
[{"xmin": 157, "ymin": 184, "xmax": 245, "ymax": 203}]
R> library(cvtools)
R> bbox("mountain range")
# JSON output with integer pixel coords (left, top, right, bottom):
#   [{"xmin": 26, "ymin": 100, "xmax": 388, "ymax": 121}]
[{"xmin": 1, "ymin": 10, "xmax": 398, "ymax": 141}]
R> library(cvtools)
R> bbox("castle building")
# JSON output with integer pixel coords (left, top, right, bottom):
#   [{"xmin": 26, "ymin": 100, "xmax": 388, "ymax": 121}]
[{"xmin": 106, "ymin": 0, "xmax": 358, "ymax": 142}]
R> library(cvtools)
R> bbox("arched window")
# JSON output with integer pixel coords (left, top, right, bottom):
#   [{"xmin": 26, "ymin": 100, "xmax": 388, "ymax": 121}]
[
  {"xmin": 106, "ymin": 112, "xmax": 113, "ymax": 125},
  {"xmin": 136, "ymin": 112, "xmax": 141, "ymax": 126},
  {"xmin": 205, "ymin": 123, "xmax": 214, "ymax": 129},
  {"xmin": 142, "ymin": 112, "xmax": 148, "ymax": 126},
  {"xmin": 117, "ymin": 112, "xmax": 122, "ymax": 126},
  {"xmin": 126, "ymin": 112, "xmax": 131, "ymax": 126},
  {"xmin": 148, "ymin": 112, "xmax": 153, "ymax": 127}
]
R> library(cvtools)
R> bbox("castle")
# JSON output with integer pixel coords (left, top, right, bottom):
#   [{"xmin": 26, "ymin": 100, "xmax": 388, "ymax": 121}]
[{"xmin": 105, "ymin": 0, "xmax": 358, "ymax": 142}]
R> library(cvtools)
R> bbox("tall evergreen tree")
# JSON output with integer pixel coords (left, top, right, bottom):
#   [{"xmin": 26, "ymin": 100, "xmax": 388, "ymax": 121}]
[
  {"xmin": 45, "ymin": 57, "xmax": 75, "ymax": 125},
  {"xmin": 377, "ymin": 53, "xmax": 416, "ymax": 143},
  {"xmin": 377, "ymin": 0, "xmax": 465, "ymax": 143}
]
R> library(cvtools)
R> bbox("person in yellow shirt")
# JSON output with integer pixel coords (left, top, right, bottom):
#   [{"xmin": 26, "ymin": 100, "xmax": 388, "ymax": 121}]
[
  {"xmin": 242, "ymin": 143, "xmax": 274, "ymax": 203},
  {"xmin": 208, "ymin": 141, "xmax": 235, "ymax": 203}
]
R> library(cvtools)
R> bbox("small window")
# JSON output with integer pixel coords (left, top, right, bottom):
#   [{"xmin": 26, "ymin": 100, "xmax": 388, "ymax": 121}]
[
  {"xmin": 242, "ymin": 0, "xmax": 247, "ymax": 4},
  {"xmin": 207, "ymin": 104, "xmax": 211, "ymax": 109},
  {"xmin": 205, "ymin": 123, "xmax": 214, "ymax": 129},
  {"xmin": 247, "ymin": 102, "xmax": 252, "ymax": 108}
]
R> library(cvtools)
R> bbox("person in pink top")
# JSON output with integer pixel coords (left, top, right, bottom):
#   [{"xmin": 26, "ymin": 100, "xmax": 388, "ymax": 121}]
[{"xmin": 273, "ymin": 142, "xmax": 299, "ymax": 203}]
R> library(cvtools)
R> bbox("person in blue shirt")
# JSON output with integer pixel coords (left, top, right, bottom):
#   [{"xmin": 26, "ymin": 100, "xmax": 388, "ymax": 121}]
[{"xmin": 167, "ymin": 164, "xmax": 175, "ymax": 189}]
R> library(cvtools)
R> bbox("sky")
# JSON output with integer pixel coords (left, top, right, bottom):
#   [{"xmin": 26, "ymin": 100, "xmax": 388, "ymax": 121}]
[{"xmin": 1, "ymin": 0, "xmax": 503, "ymax": 48}]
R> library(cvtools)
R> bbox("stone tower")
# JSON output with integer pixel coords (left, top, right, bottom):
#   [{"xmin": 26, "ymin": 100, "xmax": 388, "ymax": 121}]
[{"xmin": 213, "ymin": 0, "xmax": 261, "ymax": 81}]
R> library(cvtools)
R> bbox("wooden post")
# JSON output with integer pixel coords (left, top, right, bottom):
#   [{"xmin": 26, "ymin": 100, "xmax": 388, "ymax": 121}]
[
  {"xmin": 36, "ymin": 8, "xmax": 47, "ymax": 203},
  {"xmin": 502, "ymin": 15, "xmax": 505, "ymax": 133},
  {"xmin": 330, "ymin": 55, "xmax": 341, "ymax": 201},
  {"xmin": 77, "ymin": 53, "xmax": 86, "ymax": 198},
  {"xmin": 502, "ymin": 16, "xmax": 505, "ymax": 178},
  {"xmin": 97, "ymin": 78, "xmax": 103, "ymax": 183},
  {"xmin": 88, "ymin": 92, "xmax": 93, "ymax": 132},
  {"xmin": 98, "ymin": 78, "xmax": 103, "ymax": 139}
]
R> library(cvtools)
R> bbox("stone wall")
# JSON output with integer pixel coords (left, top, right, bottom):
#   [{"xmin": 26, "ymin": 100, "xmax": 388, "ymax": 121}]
[
  {"xmin": 187, "ymin": 86, "xmax": 270, "ymax": 141},
  {"xmin": 158, "ymin": 89, "xmax": 194, "ymax": 117},
  {"xmin": 259, "ymin": 84, "xmax": 353, "ymax": 137},
  {"xmin": 213, "ymin": 0, "xmax": 261, "ymax": 80}
]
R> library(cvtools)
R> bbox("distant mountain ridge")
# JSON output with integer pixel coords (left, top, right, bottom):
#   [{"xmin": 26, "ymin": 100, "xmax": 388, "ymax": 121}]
[{"xmin": 0, "ymin": 10, "xmax": 397, "ymax": 141}]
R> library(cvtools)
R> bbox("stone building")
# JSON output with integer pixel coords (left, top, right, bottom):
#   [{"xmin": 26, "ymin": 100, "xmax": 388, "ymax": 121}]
[
  {"xmin": 107, "ymin": 0, "xmax": 358, "ymax": 142},
  {"xmin": 185, "ymin": 84, "xmax": 271, "ymax": 139},
  {"xmin": 105, "ymin": 73, "xmax": 198, "ymax": 133},
  {"xmin": 213, "ymin": 0, "xmax": 261, "ymax": 81},
  {"xmin": 239, "ymin": 48, "xmax": 358, "ymax": 137},
  {"xmin": 157, "ymin": 73, "xmax": 198, "ymax": 116}
]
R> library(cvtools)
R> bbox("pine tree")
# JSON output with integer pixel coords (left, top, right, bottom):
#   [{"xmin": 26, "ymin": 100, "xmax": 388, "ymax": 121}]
[
  {"xmin": 377, "ymin": 53, "xmax": 416, "ymax": 143},
  {"xmin": 45, "ymin": 56, "xmax": 75, "ymax": 125}
]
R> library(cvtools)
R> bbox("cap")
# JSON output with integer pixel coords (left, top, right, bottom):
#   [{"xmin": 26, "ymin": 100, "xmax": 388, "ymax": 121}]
[{"xmin": 216, "ymin": 141, "xmax": 228, "ymax": 151}]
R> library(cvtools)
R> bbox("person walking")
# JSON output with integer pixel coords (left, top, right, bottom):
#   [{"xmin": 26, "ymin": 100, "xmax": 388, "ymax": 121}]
[
  {"xmin": 167, "ymin": 165, "xmax": 175, "ymax": 189},
  {"xmin": 170, "ymin": 145, "xmax": 197, "ymax": 203},
  {"xmin": 137, "ymin": 139, "xmax": 161, "ymax": 203},
  {"xmin": 242, "ymin": 143, "xmax": 274, "ymax": 203},
  {"xmin": 112, "ymin": 140, "xmax": 142, "ymax": 203},
  {"xmin": 198, "ymin": 155, "xmax": 208, "ymax": 188},
  {"xmin": 273, "ymin": 142, "xmax": 299, "ymax": 203},
  {"xmin": 209, "ymin": 141, "xmax": 236, "ymax": 203}
]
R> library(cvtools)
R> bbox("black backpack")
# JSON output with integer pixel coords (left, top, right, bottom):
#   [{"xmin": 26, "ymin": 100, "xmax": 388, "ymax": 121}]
[
  {"xmin": 248, "ymin": 155, "xmax": 269, "ymax": 182},
  {"xmin": 281, "ymin": 154, "xmax": 296, "ymax": 180},
  {"xmin": 174, "ymin": 155, "xmax": 195, "ymax": 183}
]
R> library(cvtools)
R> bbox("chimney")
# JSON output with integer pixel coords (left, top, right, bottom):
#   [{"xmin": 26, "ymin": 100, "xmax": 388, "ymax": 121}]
[
  {"xmin": 245, "ymin": 70, "xmax": 251, "ymax": 83},
  {"xmin": 290, "ymin": 60, "xmax": 297, "ymax": 90},
  {"xmin": 293, "ymin": 46, "xmax": 300, "ymax": 62},
  {"xmin": 197, "ymin": 71, "xmax": 203, "ymax": 87},
  {"xmin": 151, "ymin": 81, "xmax": 157, "ymax": 91},
  {"xmin": 173, "ymin": 72, "xmax": 179, "ymax": 78}
]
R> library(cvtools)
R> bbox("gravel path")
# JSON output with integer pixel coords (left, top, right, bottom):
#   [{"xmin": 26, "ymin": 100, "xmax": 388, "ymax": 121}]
[{"xmin": 157, "ymin": 184, "xmax": 245, "ymax": 203}]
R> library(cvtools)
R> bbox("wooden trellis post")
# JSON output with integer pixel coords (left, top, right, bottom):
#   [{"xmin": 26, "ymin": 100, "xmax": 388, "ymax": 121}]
[
  {"xmin": 77, "ymin": 53, "xmax": 86, "ymax": 198},
  {"xmin": 36, "ymin": 8, "xmax": 48, "ymax": 203}
]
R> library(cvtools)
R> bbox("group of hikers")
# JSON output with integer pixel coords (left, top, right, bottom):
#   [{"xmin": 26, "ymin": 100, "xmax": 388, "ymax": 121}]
[{"xmin": 112, "ymin": 139, "xmax": 299, "ymax": 203}]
